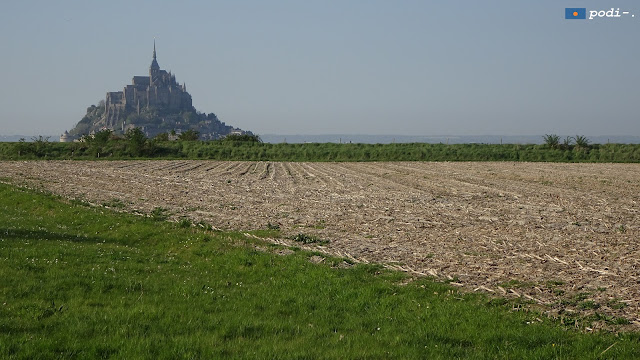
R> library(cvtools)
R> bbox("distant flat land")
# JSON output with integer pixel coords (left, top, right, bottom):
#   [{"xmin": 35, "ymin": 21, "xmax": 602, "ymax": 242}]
[
  {"xmin": 259, "ymin": 134, "xmax": 640, "ymax": 144},
  {"xmin": 2, "ymin": 160, "xmax": 639, "ymax": 327}
]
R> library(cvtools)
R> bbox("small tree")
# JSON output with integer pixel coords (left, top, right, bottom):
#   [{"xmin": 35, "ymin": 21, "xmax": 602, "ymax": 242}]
[
  {"xmin": 154, "ymin": 132, "xmax": 169, "ymax": 141},
  {"xmin": 561, "ymin": 136, "xmax": 573, "ymax": 150},
  {"xmin": 31, "ymin": 135, "xmax": 50, "ymax": 143},
  {"xmin": 15, "ymin": 138, "xmax": 28, "ymax": 157},
  {"xmin": 125, "ymin": 127, "xmax": 147, "ymax": 156},
  {"xmin": 85, "ymin": 129, "xmax": 113, "ymax": 158},
  {"xmin": 574, "ymin": 135, "xmax": 590, "ymax": 149},
  {"xmin": 222, "ymin": 134, "xmax": 262, "ymax": 143},
  {"xmin": 178, "ymin": 129, "xmax": 200, "ymax": 141},
  {"xmin": 26, "ymin": 136, "xmax": 52, "ymax": 158},
  {"xmin": 543, "ymin": 134, "xmax": 560, "ymax": 148},
  {"xmin": 92, "ymin": 129, "xmax": 113, "ymax": 145}
]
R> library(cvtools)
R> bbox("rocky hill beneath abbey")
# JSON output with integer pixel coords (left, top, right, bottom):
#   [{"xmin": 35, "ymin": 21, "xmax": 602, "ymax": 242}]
[{"xmin": 62, "ymin": 43, "xmax": 250, "ymax": 142}]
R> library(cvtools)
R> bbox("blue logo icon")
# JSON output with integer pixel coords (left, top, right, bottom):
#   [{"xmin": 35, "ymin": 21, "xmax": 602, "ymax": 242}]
[{"xmin": 565, "ymin": 8, "xmax": 587, "ymax": 19}]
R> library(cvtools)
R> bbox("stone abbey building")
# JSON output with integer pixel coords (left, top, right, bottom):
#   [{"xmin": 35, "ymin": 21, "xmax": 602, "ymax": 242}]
[
  {"xmin": 104, "ymin": 41, "xmax": 192, "ymax": 128},
  {"xmin": 61, "ymin": 42, "xmax": 247, "ymax": 142}
]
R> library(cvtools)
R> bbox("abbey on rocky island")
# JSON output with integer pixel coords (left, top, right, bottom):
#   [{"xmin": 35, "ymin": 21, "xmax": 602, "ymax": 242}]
[{"xmin": 61, "ymin": 42, "xmax": 248, "ymax": 142}]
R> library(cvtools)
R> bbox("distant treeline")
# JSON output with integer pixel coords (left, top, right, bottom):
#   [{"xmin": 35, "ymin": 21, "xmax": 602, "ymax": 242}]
[{"xmin": 1, "ymin": 131, "xmax": 640, "ymax": 162}]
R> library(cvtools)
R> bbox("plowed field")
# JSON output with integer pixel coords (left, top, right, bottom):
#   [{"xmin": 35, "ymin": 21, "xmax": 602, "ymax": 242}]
[{"xmin": 2, "ymin": 160, "xmax": 639, "ymax": 329}]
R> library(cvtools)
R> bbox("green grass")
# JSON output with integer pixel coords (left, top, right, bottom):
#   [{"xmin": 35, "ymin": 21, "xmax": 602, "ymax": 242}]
[
  {"xmin": 0, "ymin": 183, "xmax": 639, "ymax": 359},
  {"xmin": 290, "ymin": 233, "xmax": 329, "ymax": 245}
]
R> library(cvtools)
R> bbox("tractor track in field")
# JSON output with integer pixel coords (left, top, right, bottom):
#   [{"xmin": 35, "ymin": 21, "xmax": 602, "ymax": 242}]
[{"xmin": 2, "ymin": 160, "xmax": 639, "ymax": 330}]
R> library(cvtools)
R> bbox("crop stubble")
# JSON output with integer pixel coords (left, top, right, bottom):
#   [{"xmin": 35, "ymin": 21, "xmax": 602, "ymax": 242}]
[{"xmin": 2, "ymin": 160, "xmax": 639, "ymax": 328}]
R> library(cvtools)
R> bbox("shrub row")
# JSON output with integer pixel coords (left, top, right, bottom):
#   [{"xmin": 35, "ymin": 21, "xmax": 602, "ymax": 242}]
[{"xmin": 1, "ymin": 139, "xmax": 640, "ymax": 162}]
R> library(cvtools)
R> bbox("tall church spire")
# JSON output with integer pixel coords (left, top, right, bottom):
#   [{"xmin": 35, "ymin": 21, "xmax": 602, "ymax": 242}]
[{"xmin": 150, "ymin": 39, "xmax": 160, "ymax": 73}]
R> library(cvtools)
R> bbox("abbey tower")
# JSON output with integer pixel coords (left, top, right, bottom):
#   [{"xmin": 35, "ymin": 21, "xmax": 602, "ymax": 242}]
[{"xmin": 104, "ymin": 41, "xmax": 193, "ymax": 129}]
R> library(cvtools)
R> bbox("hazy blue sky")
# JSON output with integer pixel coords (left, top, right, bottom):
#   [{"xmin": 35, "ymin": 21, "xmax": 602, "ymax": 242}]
[{"xmin": 0, "ymin": 1, "xmax": 638, "ymax": 136}]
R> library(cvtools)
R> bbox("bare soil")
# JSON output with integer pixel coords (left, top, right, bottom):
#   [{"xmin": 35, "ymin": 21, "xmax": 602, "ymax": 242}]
[{"xmin": 2, "ymin": 160, "xmax": 639, "ymax": 329}]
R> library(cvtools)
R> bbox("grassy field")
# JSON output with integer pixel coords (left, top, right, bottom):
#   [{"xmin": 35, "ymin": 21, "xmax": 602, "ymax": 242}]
[{"xmin": 1, "ymin": 182, "xmax": 639, "ymax": 359}]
